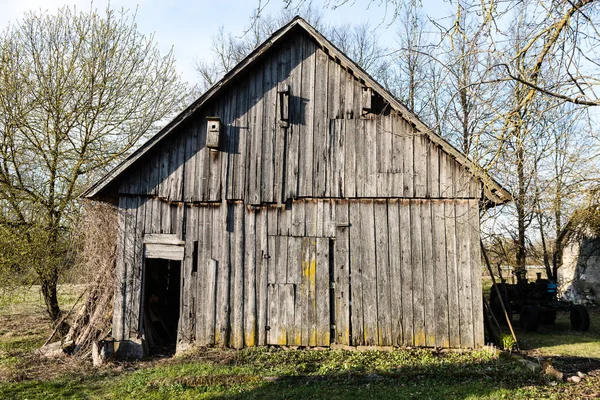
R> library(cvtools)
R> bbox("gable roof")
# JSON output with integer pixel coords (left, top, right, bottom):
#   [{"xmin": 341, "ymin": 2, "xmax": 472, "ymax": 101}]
[{"xmin": 82, "ymin": 16, "xmax": 511, "ymax": 206}]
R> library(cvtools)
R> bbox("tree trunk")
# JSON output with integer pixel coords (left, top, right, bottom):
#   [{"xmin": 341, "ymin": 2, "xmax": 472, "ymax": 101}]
[
  {"xmin": 41, "ymin": 272, "xmax": 61, "ymax": 322},
  {"xmin": 516, "ymin": 145, "xmax": 527, "ymax": 272}
]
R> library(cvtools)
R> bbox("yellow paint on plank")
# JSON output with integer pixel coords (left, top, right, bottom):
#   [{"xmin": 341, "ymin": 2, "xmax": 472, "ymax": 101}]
[
  {"xmin": 245, "ymin": 331, "xmax": 256, "ymax": 347},
  {"xmin": 278, "ymin": 328, "xmax": 287, "ymax": 345},
  {"xmin": 414, "ymin": 331, "xmax": 426, "ymax": 346}
]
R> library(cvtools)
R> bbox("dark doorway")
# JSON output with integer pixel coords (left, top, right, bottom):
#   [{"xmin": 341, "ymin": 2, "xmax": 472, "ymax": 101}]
[{"xmin": 142, "ymin": 258, "xmax": 181, "ymax": 354}]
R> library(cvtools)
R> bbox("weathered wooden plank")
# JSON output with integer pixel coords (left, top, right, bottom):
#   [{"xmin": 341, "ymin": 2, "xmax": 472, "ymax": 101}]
[
  {"xmin": 299, "ymin": 237, "xmax": 310, "ymax": 346},
  {"xmin": 439, "ymin": 152, "xmax": 449, "ymax": 198},
  {"xmin": 344, "ymin": 120, "xmax": 357, "ymax": 197},
  {"xmin": 161, "ymin": 200, "xmax": 171, "ymax": 234},
  {"xmin": 123, "ymin": 197, "xmax": 138, "ymax": 337},
  {"xmin": 355, "ymin": 121, "xmax": 366, "ymax": 197},
  {"xmin": 243, "ymin": 207, "xmax": 257, "ymax": 347},
  {"xmin": 158, "ymin": 141, "xmax": 170, "ymax": 199},
  {"xmin": 179, "ymin": 206, "xmax": 193, "ymax": 344},
  {"xmin": 113, "ymin": 197, "xmax": 127, "ymax": 341},
  {"xmin": 146, "ymin": 150, "xmax": 160, "ymax": 197},
  {"xmin": 196, "ymin": 119, "xmax": 209, "ymax": 201},
  {"xmin": 327, "ymin": 56, "xmax": 342, "ymax": 119},
  {"xmin": 144, "ymin": 243, "xmax": 185, "ymax": 260},
  {"xmin": 316, "ymin": 200, "xmax": 324, "ymax": 237},
  {"xmin": 349, "ymin": 200, "xmax": 363, "ymax": 345},
  {"xmin": 291, "ymin": 237, "xmax": 303, "ymax": 345},
  {"xmin": 388, "ymin": 117, "xmax": 401, "ymax": 196},
  {"xmin": 456, "ymin": 200, "xmax": 474, "ymax": 348},
  {"xmin": 307, "ymin": 237, "xmax": 318, "ymax": 346},
  {"xmin": 195, "ymin": 207, "xmax": 208, "ymax": 344},
  {"xmin": 334, "ymin": 199, "xmax": 350, "ymax": 345},
  {"xmin": 313, "ymin": 48, "xmax": 329, "ymax": 197},
  {"xmin": 276, "ymin": 236, "xmax": 289, "ymax": 284},
  {"xmin": 399, "ymin": 199, "xmax": 413, "ymax": 346},
  {"xmin": 433, "ymin": 202, "xmax": 449, "ymax": 348},
  {"xmin": 215, "ymin": 205, "xmax": 229, "ymax": 346},
  {"xmin": 283, "ymin": 283, "xmax": 296, "ymax": 345},
  {"xmin": 206, "ymin": 258, "xmax": 218, "ymax": 345},
  {"xmin": 316, "ymin": 237, "xmax": 330, "ymax": 346},
  {"xmin": 208, "ymin": 145, "xmax": 222, "ymax": 202},
  {"xmin": 410, "ymin": 201, "xmax": 425, "ymax": 346},
  {"xmin": 361, "ymin": 200, "xmax": 378, "ymax": 345},
  {"xmin": 222, "ymin": 88, "xmax": 236, "ymax": 201},
  {"xmin": 403, "ymin": 122, "xmax": 414, "ymax": 197},
  {"xmin": 414, "ymin": 135, "xmax": 428, "ymax": 198},
  {"xmin": 377, "ymin": 115, "xmax": 393, "ymax": 196},
  {"xmin": 231, "ymin": 202, "xmax": 245, "ymax": 348},
  {"xmin": 247, "ymin": 61, "xmax": 264, "ymax": 204},
  {"xmin": 454, "ymin": 159, "xmax": 469, "ymax": 198},
  {"xmin": 445, "ymin": 201, "xmax": 460, "ymax": 347},
  {"xmin": 267, "ymin": 205, "xmax": 278, "ymax": 237},
  {"xmin": 374, "ymin": 200, "xmax": 392, "ymax": 346},
  {"xmin": 143, "ymin": 234, "xmax": 185, "ymax": 246},
  {"xmin": 331, "ymin": 119, "xmax": 345, "ymax": 198},
  {"xmin": 469, "ymin": 201, "xmax": 484, "ymax": 347},
  {"xmin": 267, "ymin": 283, "xmax": 279, "ymax": 344},
  {"xmin": 322, "ymin": 199, "xmax": 335, "ymax": 238},
  {"xmin": 421, "ymin": 201, "xmax": 436, "ymax": 347},
  {"xmin": 387, "ymin": 199, "xmax": 403, "ymax": 345},
  {"xmin": 325, "ymin": 60, "xmax": 339, "ymax": 196},
  {"xmin": 277, "ymin": 205, "xmax": 291, "ymax": 237},
  {"xmin": 187, "ymin": 206, "xmax": 199, "ymax": 342},
  {"xmin": 261, "ymin": 51, "xmax": 277, "ymax": 203},
  {"xmin": 291, "ymin": 200, "xmax": 305, "ymax": 237},
  {"xmin": 233, "ymin": 81, "xmax": 249, "ymax": 200},
  {"xmin": 344, "ymin": 67, "xmax": 355, "ymax": 119},
  {"xmin": 257, "ymin": 208, "xmax": 269, "ymax": 346},
  {"xmin": 171, "ymin": 134, "xmax": 185, "ymax": 201},
  {"xmin": 284, "ymin": 40, "xmax": 303, "ymax": 200},
  {"xmin": 304, "ymin": 199, "xmax": 319, "ymax": 236},
  {"xmin": 428, "ymin": 141, "xmax": 440, "ymax": 198},
  {"xmin": 298, "ymin": 36, "xmax": 316, "ymax": 197},
  {"xmin": 274, "ymin": 76, "xmax": 286, "ymax": 205},
  {"xmin": 285, "ymin": 238, "xmax": 299, "ymax": 345},
  {"xmin": 365, "ymin": 120, "xmax": 377, "ymax": 197}
]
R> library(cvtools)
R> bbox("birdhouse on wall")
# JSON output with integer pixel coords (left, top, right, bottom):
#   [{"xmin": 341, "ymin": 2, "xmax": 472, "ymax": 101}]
[{"xmin": 206, "ymin": 117, "xmax": 221, "ymax": 149}]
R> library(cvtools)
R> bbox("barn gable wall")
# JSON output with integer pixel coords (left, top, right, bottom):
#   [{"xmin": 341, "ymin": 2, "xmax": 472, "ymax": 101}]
[
  {"xmin": 109, "ymin": 28, "xmax": 488, "ymax": 352},
  {"xmin": 117, "ymin": 32, "xmax": 481, "ymax": 203}
]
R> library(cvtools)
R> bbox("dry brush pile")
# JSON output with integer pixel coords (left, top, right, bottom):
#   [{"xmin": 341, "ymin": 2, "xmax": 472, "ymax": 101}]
[{"xmin": 49, "ymin": 201, "xmax": 118, "ymax": 358}]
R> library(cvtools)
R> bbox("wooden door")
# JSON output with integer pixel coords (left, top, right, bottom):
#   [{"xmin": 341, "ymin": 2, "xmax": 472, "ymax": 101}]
[{"xmin": 267, "ymin": 236, "xmax": 331, "ymax": 347}]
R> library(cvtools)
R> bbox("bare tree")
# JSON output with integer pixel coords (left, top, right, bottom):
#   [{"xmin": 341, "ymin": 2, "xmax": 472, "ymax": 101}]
[
  {"xmin": 0, "ymin": 6, "xmax": 188, "ymax": 321},
  {"xmin": 195, "ymin": 7, "xmax": 389, "ymax": 95}
]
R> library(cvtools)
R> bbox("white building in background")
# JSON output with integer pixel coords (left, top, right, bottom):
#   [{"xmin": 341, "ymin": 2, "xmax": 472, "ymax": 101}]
[{"xmin": 560, "ymin": 237, "xmax": 599, "ymax": 304}]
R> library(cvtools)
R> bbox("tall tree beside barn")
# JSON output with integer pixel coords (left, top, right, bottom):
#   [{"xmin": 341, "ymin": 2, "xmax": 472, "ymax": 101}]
[{"xmin": 0, "ymin": 6, "xmax": 188, "ymax": 321}]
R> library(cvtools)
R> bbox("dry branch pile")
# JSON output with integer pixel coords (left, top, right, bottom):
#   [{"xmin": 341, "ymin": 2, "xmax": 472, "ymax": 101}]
[{"xmin": 59, "ymin": 201, "xmax": 117, "ymax": 358}]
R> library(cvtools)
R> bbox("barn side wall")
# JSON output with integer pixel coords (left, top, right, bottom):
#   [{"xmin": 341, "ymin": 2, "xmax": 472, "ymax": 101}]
[
  {"xmin": 117, "ymin": 31, "xmax": 481, "ymax": 204},
  {"xmin": 113, "ymin": 196, "xmax": 484, "ymax": 349}
]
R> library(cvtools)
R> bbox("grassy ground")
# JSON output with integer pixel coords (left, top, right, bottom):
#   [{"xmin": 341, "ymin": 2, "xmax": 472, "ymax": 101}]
[
  {"xmin": 0, "ymin": 285, "xmax": 599, "ymax": 399},
  {"xmin": 515, "ymin": 308, "xmax": 600, "ymax": 358}
]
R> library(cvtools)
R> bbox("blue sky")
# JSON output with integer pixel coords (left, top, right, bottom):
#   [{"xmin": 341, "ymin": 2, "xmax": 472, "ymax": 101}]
[{"xmin": 0, "ymin": 0, "xmax": 455, "ymax": 85}]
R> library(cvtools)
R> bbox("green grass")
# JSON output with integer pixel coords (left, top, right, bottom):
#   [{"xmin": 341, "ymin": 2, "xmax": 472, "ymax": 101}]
[
  {"xmin": 0, "ymin": 285, "xmax": 85, "ymax": 378},
  {"xmin": 0, "ymin": 347, "xmax": 548, "ymax": 399},
  {"xmin": 0, "ymin": 285, "xmax": 598, "ymax": 399}
]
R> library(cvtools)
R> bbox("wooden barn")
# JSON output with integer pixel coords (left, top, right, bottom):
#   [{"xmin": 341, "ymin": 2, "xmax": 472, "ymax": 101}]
[{"xmin": 83, "ymin": 17, "xmax": 511, "ymax": 355}]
